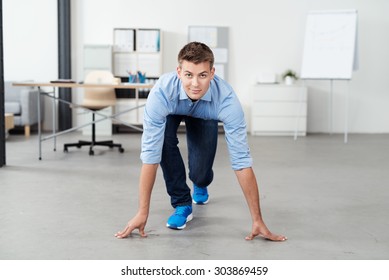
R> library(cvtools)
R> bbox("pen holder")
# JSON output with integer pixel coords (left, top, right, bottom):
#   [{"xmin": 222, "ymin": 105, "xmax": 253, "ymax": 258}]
[
  {"xmin": 128, "ymin": 74, "xmax": 138, "ymax": 83},
  {"xmin": 137, "ymin": 71, "xmax": 146, "ymax": 83},
  {"xmin": 128, "ymin": 71, "xmax": 146, "ymax": 83}
]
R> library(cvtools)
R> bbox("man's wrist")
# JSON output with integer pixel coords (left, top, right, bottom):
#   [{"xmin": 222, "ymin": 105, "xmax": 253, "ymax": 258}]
[{"xmin": 138, "ymin": 205, "xmax": 150, "ymax": 215}]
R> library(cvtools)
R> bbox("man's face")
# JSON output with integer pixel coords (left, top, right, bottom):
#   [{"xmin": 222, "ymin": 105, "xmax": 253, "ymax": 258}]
[{"xmin": 177, "ymin": 60, "xmax": 215, "ymax": 101}]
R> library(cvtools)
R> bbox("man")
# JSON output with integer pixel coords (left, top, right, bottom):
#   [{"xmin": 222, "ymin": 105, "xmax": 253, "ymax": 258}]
[{"xmin": 115, "ymin": 42, "xmax": 286, "ymax": 241}]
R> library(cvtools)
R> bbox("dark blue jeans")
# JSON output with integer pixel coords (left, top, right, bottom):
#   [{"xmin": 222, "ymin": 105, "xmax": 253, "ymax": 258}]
[{"xmin": 160, "ymin": 115, "xmax": 218, "ymax": 208}]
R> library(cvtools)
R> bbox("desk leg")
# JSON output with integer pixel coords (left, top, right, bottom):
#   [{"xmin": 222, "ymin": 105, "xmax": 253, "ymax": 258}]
[
  {"xmin": 52, "ymin": 87, "xmax": 57, "ymax": 151},
  {"xmin": 135, "ymin": 88, "xmax": 139, "ymax": 123},
  {"xmin": 37, "ymin": 87, "xmax": 42, "ymax": 160}
]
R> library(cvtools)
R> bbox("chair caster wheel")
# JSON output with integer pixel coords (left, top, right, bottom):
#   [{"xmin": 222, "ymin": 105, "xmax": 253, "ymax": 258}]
[
  {"xmin": 119, "ymin": 148, "xmax": 125, "ymax": 153},
  {"xmin": 89, "ymin": 150, "xmax": 94, "ymax": 156},
  {"xmin": 64, "ymin": 147, "xmax": 68, "ymax": 152}
]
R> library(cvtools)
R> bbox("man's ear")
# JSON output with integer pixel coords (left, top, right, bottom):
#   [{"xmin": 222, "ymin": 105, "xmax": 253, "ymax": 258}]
[
  {"xmin": 176, "ymin": 66, "xmax": 182, "ymax": 79},
  {"xmin": 211, "ymin": 67, "xmax": 215, "ymax": 78}
]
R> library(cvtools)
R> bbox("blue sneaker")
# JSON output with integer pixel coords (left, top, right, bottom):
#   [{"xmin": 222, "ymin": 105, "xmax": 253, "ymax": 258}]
[
  {"xmin": 192, "ymin": 184, "xmax": 209, "ymax": 205},
  {"xmin": 166, "ymin": 205, "xmax": 193, "ymax": 230}
]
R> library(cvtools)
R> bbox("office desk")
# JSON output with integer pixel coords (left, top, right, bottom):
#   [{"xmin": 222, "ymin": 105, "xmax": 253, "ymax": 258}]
[{"xmin": 12, "ymin": 81, "xmax": 153, "ymax": 160}]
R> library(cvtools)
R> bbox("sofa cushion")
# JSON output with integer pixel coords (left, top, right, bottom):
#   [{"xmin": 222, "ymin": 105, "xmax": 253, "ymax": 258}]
[{"xmin": 5, "ymin": 102, "xmax": 21, "ymax": 115}]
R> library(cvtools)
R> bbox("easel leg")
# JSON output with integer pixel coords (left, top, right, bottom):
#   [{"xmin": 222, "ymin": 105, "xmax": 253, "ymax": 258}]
[
  {"xmin": 344, "ymin": 81, "xmax": 349, "ymax": 143},
  {"xmin": 329, "ymin": 79, "xmax": 333, "ymax": 135}
]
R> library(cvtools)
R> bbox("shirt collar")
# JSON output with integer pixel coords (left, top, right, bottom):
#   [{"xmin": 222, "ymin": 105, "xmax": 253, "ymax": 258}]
[{"xmin": 179, "ymin": 82, "xmax": 212, "ymax": 102}]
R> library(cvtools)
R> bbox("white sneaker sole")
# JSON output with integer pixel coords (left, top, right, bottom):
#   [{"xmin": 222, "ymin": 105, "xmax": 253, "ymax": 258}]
[
  {"xmin": 166, "ymin": 213, "xmax": 193, "ymax": 230},
  {"xmin": 192, "ymin": 197, "xmax": 209, "ymax": 205}
]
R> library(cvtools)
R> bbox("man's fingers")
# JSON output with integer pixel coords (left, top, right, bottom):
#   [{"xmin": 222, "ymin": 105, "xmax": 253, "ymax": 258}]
[
  {"xmin": 115, "ymin": 225, "xmax": 134, "ymax": 239},
  {"xmin": 115, "ymin": 222, "xmax": 148, "ymax": 239},
  {"xmin": 139, "ymin": 228, "xmax": 147, "ymax": 238},
  {"xmin": 246, "ymin": 232, "xmax": 287, "ymax": 242},
  {"xmin": 245, "ymin": 233, "xmax": 255, "ymax": 241},
  {"xmin": 263, "ymin": 234, "xmax": 287, "ymax": 242}
]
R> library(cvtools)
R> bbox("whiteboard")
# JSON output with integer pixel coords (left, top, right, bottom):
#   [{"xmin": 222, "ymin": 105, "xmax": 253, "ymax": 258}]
[{"xmin": 300, "ymin": 10, "xmax": 358, "ymax": 80}]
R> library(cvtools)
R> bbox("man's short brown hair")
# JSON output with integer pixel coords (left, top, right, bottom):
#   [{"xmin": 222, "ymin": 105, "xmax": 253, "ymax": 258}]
[{"xmin": 178, "ymin": 42, "xmax": 214, "ymax": 69}]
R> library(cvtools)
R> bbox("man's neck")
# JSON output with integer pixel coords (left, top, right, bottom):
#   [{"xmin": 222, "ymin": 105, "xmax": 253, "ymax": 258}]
[{"xmin": 187, "ymin": 95, "xmax": 199, "ymax": 103}]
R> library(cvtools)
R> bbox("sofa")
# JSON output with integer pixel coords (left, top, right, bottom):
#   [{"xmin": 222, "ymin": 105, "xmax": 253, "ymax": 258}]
[{"xmin": 4, "ymin": 81, "xmax": 44, "ymax": 136}]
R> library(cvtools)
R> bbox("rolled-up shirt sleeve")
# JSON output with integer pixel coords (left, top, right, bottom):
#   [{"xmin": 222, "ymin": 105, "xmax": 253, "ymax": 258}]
[
  {"xmin": 218, "ymin": 93, "xmax": 253, "ymax": 170},
  {"xmin": 140, "ymin": 85, "xmax": 170, "ymax": 164}
]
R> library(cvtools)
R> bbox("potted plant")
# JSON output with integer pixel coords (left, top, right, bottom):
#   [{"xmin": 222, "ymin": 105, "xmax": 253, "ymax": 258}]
[{"xmin": 282, "ymin": 69, "xmax": 298, "ymax": 85}]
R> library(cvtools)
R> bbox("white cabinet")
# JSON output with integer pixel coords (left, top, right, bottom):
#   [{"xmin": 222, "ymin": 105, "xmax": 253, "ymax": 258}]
[
  {"xmin": 81, "ymin": 29, "xmax": 162, "ymax": 132},
  {"xmin": 112, "ymin": 28, "xmax": 162, "ymax": 78},
  {"xmin": 114, "ymin": 99, "xmax": 146, "ymax": 125},
  {"xmin": 112, "ymin": 28, "xmax": 162, "ymax": 129},
  {"xmin": 250, "ymin": 84, "xmax": 307, "ymax": 136}
]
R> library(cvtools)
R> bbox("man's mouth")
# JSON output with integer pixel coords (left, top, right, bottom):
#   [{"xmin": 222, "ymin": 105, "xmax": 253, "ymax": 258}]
[{"xmin": 190, "ymin": 89, "xmax": 201, "ymax": 94}]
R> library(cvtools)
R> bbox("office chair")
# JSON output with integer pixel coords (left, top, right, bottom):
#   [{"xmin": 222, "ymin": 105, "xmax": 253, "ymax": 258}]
[{"xmin": 64, "ymin": 70, "xmax": 124, "ymax": 155}]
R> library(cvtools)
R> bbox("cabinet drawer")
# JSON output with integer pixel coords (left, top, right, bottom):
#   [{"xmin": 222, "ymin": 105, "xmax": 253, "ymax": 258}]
[
  {"xmin": 251, "ymin": 117, "xmax": 307, "ymax": 134},
  {"xmin": 251, "ymin": 86, "xmax": 307, "ymax": 101},
  {"xmin": 252, "ymin": 102, "xmax": 307, "ymax": 117},
  {"xmin": 250, "ymin": 84, "xmax": 308, "ymax": 136}
]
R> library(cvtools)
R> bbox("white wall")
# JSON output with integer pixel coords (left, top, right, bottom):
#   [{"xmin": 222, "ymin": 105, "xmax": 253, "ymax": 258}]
[
  {"xmin": 4, "ymin": 0, "xmax": 389, "ymax": 133},
  {"xmin": 3, "ymin": 0, "xmax": 57, "ymax": 81}
]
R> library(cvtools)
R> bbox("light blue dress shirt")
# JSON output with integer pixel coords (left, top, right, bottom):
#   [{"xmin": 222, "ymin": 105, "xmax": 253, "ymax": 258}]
[{"xmin": 141, "ymin": 71, "xmax": 253, "ymax": 170}]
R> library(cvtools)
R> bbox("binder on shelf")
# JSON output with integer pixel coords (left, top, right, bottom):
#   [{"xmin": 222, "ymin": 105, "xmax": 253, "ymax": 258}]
[
  {"xmin": 112, "ymin": 28, "xmax": 162, "ymax": 78},
  {"xmin": 113, "ymin": 28, "xmax": 135, "ymax": 52},
  {"xmin": 136, "ymin": 29, "xmax": 160, "ymax": 52}
]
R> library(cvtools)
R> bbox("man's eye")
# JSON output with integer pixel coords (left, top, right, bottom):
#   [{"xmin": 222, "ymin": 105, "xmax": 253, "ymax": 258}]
[{"xmin": 185, "ymin": 73, "xmax": 192, "ymax": 77}]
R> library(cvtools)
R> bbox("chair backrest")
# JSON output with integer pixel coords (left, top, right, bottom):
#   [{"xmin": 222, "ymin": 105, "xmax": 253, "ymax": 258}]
[{"xmin": 82, "ymin": 70, "xmax": 118, "ymax": 110}]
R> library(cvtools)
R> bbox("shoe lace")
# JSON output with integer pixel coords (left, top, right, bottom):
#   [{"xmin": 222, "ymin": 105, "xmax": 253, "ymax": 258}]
[
  {"xmin": 175, "ymin": 206, "xmax": 190, "ymax": 216},
  {"xmin": 195, "ymin": 186, "xmax": 207, "ymax": 196}
]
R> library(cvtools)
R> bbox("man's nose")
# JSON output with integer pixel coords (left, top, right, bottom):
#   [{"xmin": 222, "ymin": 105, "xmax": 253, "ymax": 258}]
[{"xmin": 191, "ymin": 77, "xmax": 199, "ymax": 86}]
